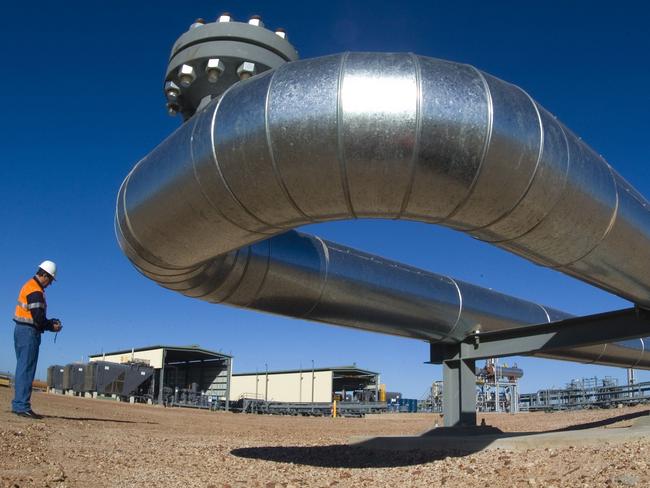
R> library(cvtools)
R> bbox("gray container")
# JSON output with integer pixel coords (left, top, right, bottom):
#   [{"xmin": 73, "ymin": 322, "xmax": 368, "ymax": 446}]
[
  {"xmin": 63, "ymin": 363, "xmax": 87, "ymax": 392},
  {"xmin": 122, "ymin": 363, "xmax": 154, "ymax": 397},
  {"xmin": 47, "ymin": 365, "xmax": 65, "ymax": 390},
  {"xmin": 85, "ymin": 361, "xmax": 129, "ymax": 395}
]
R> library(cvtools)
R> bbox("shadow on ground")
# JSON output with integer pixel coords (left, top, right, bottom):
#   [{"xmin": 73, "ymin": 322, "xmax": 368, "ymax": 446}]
[
  {"xmin": 231, "ymin": 444, "xmax": 460, "ymax": 468},
  {"xmin": 231, "ymin": 410, "xmax": 650, "ymax": 468},
  {"xmin": 42, "ymin": 414, "xmax": 157, "ymax": 424},
  {"xmin": 548, "ymin": 410, "xmax": 648, "ymax": 432}
]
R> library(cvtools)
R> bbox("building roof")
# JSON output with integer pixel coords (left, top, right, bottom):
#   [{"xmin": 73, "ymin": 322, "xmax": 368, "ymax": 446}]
[
  {"xmin": 233, "ymin": 365, "xmax": 378, "ymax": 377},
  {"xmin": 88, "ymin": 345, "xmax": 232, "ymax": 362}
]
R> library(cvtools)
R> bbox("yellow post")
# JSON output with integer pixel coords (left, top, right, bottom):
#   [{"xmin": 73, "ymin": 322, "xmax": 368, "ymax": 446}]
[{"xmin": 332, "ymin": 400, "xmax": 337, "ymax": 418}]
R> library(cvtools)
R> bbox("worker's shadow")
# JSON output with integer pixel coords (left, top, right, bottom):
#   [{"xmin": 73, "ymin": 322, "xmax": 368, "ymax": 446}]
[
  {"xmin": 231, "ymin": 410, "xmax": 650, "ymax": 468},
  {"xmin": 41, "ymin": 414, "xmax": 157, "ymax": 425}
]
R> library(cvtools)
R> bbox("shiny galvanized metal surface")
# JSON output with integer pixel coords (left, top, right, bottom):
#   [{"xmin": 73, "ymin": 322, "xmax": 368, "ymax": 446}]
[{"xmin": 117, "ymin": 53, "xmax": 650, "ymax": 369}]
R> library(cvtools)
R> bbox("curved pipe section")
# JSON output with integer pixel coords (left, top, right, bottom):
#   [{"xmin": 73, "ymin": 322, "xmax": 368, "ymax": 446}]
[{"xmin": 117, "ymin": 53, "xmax": 650, "ymax": 368}]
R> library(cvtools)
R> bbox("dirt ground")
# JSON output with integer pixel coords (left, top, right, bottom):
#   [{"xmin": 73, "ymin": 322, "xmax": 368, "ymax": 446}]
[{"xmin": 1, "ymin": 387, "xmax": 650, "ymax": 487}]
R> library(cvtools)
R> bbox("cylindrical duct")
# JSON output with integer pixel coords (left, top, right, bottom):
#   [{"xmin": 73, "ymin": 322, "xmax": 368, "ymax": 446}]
[{"xmin": 117, "ymin": 53, "xmax": 650, "ymax": 369}]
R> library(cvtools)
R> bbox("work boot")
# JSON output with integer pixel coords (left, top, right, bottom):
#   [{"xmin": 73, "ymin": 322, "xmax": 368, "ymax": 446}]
[
  {"xmin": 12, "ymin": 410, "xmax": 42, "ymax": 419},
  {"xmin": 12, "ymin": 411, "xmax": 33, "ymax": 419}
]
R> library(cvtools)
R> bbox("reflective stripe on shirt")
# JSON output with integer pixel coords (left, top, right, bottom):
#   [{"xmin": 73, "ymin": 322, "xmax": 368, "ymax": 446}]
[
  {"xmin": 13, "ymin": 316, "xmax": 35, "ymax": 324},
  {"xmin": 16, "ymin": 301, "xmax": 44, "ymax": 310}
]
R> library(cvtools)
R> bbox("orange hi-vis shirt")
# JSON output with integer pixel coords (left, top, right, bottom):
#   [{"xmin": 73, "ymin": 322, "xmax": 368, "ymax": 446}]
[{"xmin": 14, "ymin": 278, "xmax": 46, "ymax": 325}]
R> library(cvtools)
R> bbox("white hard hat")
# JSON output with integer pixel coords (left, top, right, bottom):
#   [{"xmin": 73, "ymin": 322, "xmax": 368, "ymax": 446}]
[{"xmin": 38, "ymin": 260, "xmax": 57, "ymax": 280}]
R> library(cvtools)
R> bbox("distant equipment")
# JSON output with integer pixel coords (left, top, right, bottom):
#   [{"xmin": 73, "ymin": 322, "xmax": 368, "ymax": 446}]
[
  {"xmin": 47, "ymin": 365, "xmax": 66, "ymax": 391},
  {"xmin": 476, "ymin": 359, "xmax": 522, "ymax": 413},
  {"xmin": 63, "ymin": 363, "xmax": 87, "ymax": 392},
  {"xmin": 47, "ymin": 361, "xmax": 154, "ymax": 401},
  {"xmin": 84, "ymin": 361, "xmax": 154, "ymax": 399},
  {"xmin": 0, "ymin": 372, "xmax": 12, "ymax": 388},
  {"xmin": 419, "ymin": 359, "xmax": 523, "ymax": 414},
  {"xmin": 520, "ymin": 375, "xmax": 650, "ymax": 411},
  {"xmin": 85, "ymin": 361, "xmax": 130, "ymax": 396}
]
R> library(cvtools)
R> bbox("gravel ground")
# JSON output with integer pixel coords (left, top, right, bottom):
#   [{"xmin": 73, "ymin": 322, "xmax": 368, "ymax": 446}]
[{"xmin": 1, "ymin": 387, "xmax": 649, "ymax": 487}]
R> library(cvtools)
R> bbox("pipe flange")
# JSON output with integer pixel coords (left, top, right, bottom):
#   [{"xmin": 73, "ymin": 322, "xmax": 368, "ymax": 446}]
[{"xmin": 164, "ymin": 14, "xmax": 299, "ymax": 120}]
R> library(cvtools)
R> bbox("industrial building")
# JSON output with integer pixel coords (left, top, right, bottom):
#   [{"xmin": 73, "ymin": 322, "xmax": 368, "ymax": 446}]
[
  {"xmin": 229, "ymin": 365, "xmax": 380, "ymax": 403},
  {"xmin": 228, "ymin": 365, "xmax": 385, "ymax": 416},
  {"xmin": 88, "ymin": 345, "xmax": 232, "ymax": 409},
  {"xmin": 50, "ymin": 347, "xmax": 384, "ymax": 415}
]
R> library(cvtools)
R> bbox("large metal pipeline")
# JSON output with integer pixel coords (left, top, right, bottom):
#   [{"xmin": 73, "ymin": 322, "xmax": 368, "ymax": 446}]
[{"xmin": 117, "ymin": 52, "xmax": 650, "ymax": 368}]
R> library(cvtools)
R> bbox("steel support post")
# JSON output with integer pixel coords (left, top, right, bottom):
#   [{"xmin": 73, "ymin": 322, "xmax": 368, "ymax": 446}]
[
  {"xmin": 199, "ymin": 359, "xmax": 204, "ymax": 392},
  {"xmin": 225, "ymin": 358, "xmax": 231, "ymax": 412},
  {"xmin": 442, "ymin": 356, "xmax": 476, "ymax": 427},
  {"xmin": 495, "ymin": 380, "xmax": 500, "ymax": 413},
  {"xmin": 151, "ymin": 366, "xmax": 156, "ymax": 404},
  {"xmin": 158, "ymin": 349, "xmax": 166, "ymax": 405}
]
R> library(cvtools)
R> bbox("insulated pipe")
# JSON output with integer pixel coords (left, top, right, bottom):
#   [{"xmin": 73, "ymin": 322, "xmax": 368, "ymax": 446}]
[{"xmin": 117, "ymin": 53, "xmax": 650, "ymax": 368}]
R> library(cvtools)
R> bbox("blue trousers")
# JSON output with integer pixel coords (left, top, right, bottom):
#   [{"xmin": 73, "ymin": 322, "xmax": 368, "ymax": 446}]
[{"xmin": 12, "ymin": 323, "xmax": 41, "ymax": 413}]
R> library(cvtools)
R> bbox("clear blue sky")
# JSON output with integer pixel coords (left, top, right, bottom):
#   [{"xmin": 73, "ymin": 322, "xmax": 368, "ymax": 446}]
[{"xmin": 1, "ymin": 1, "xmax": 649, "ymax": 398}]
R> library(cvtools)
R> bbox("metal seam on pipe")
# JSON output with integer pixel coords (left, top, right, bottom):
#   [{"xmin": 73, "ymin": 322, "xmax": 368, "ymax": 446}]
[
  {"xmin": 441, "ymin": 64, "xmax": 494, "ymax": 225},
  {"xmin": 192, "ymin": 101, "xmax": 271, "ymax": 236},
  {"xmin": 195, "ymin": 251, "xmax": 244, "ymax": 302},
  {"xmin": 265, "ymin": 66, "xmax": 314, "ymax": 222},
  {"xmin": 117, "ymin": 169, "xmax": 173, "ymax": 271},
  {"xmin": 485, "ymin": 114, "xmax": 571, "ymax": 247},
  {"xmin": 301, "ymin": 235, "xmax": 331, "ymax": 319},
  {"xmin": 209, "ymin": 81, "xmax": 284, "ymax": 231},
  {"xmin": 439, "ymin": 274, "xmax": 464, "ymax": 342},
  {"xmin": 241, "ymin": 241, "xmax": 272, "ymax": 308},
  {"xmin": 466, "ymin": 86, "xmax": 544, "ymax": 233},
  {"xmin": 397, "ymin": 53, "xmax": 423, "ymax": 219},
  {"xmin": 552, "ymin": 161, "xmax": 620, "ymax": 270},
  {"xmin": 538, "ymin": 305, "xmax": 551, "ymax": 324},
  {"xmin": 336, "ymin": 52, "xmax": 356, "ymax": 218}
]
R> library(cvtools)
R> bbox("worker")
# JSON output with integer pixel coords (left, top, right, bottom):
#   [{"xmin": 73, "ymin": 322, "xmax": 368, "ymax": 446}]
[{"xmin": 12, "ymin": 261, "xmax": 63, "ymax": 419}]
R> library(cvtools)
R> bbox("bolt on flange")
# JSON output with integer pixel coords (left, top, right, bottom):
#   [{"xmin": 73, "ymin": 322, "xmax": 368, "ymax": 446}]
[
  {"xmin": 218, "ymin": 12, "xmax": 232, "ymax": 23},
  {"xmin": 166, "ymin": 102, "xmax": 179, "ymax": 117},
  {"xmin": 248, "ymin": 15, "xmax": 264, "ymax": 27},
  {"xmin": 237, "ymin": 62, "xmax": 257, "ymax": 80},
  {"xmin": 164, "ymin": 81, "xmax": 181, "ymax": 102},
  {"xmin": 178, "ymin": 64, "xmax": 196, "ymax": 88},
  {"xmin": 205, "ymin": 59, "xmax": 225, "ymax": 83},
  {"xmin": 164, "ymin": 13, "xmax": 299, "ymax": 119}
]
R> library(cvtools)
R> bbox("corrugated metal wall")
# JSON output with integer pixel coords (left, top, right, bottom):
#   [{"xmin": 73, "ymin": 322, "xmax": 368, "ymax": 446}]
[{"xmin": 230, "ymin": 371, "xmax": 333, "ymax": 402}]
